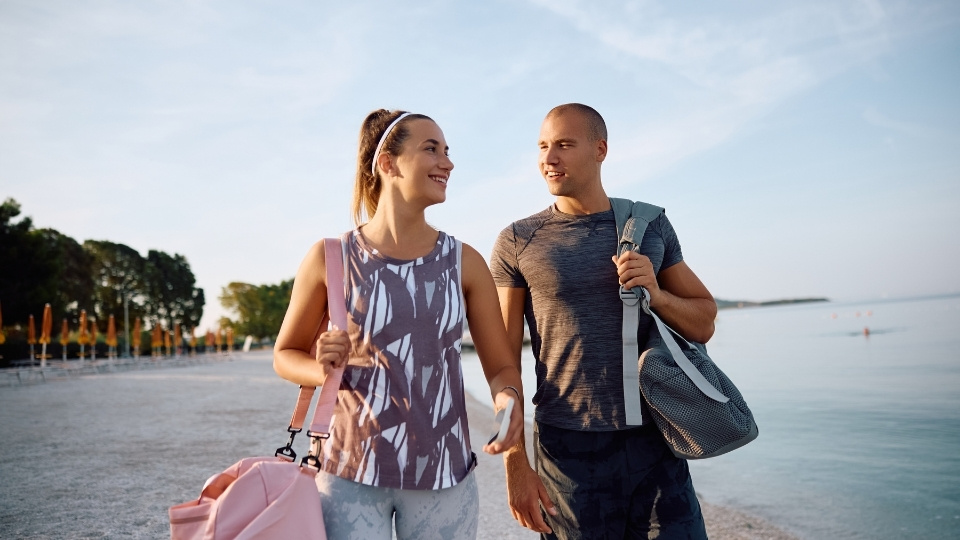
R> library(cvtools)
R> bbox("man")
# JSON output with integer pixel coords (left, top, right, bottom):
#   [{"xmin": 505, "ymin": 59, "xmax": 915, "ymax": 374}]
[{"xmin": 489, "ymin": 103, "xmax": 716, "ymax": 539}]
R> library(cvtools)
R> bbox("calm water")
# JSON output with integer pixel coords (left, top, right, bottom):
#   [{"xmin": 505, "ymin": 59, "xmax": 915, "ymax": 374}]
[{"xmin": 461, "ymin": 294, "xmax": 960, "ymax": 539}]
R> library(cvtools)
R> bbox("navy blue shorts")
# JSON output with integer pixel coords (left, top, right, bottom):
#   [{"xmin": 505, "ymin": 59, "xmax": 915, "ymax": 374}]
[{"xmin": 535, "ymin": 422, "xmax": 707, "ymax": 540}]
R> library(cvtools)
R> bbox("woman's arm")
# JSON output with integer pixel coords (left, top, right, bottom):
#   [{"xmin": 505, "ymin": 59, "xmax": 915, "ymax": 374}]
[
  {"xmin": 274, "ymin": 239, "xmax": 351, "ymax": 386},
  {"xmin": 460, "ymin": 243, "xmax": 525, "ymax": 455}
]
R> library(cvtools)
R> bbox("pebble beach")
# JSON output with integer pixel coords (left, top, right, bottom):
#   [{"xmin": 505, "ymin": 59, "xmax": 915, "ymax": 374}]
[{"xmin": 0, "ymin": 350, "xmax": 798, "ymax": 539}]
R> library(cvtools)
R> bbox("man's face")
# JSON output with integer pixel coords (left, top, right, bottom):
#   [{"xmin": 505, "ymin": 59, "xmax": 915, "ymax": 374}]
[{"xmin": 538, "ymin": 112, "xmax": 605, "ymax": 198}]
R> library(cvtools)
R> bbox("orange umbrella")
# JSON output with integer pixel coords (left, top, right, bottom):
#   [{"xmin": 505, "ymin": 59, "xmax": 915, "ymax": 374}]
[
  {"xmin": 0, "ymin": 300, "xmax": 5, "ymax": 345},
  {"xmin": 78, "ymin": 310, "xmax": 89, "ymax": 346},
  {"xmin": 27, "ymin": 314, "xmax": 36, "ymax": 345},
  {"xmin": 132, "ymin": 318, "xmax": 142, "ymax": 357},
  {"xmin": 152, "ymin": 324, "xmax": 162, "ymax": 348},
  {"xmin": 164, "ymin": 329, "xmax": 171, "ymax": 353},
  {"xmin": 40, "ymin": 304, "xmax": 52, "ymax": 344},
  {"xmin": 226, "ymin": 327, "xmax": 234, "ymax": 351},
  {"xmin": 39, "ymin": 303, "xmax": 53, "ymax": 367},
  {"xmin": 60, "ymin": 319, "xmax": 69, "ymax": 360},
  {"xmin": 89, "ymin": 319, "xmax": 98, "ymax": 360},
  {"xmin": 106, "ymin": 315, "xmax": 117, "ymax": 347},
  {"xmin": 174, "ymin": 323, "xmax": 181, "ymax": 348},
  {"xmin": 27, "ymin": 314, "xmax": 36, "ymax": 361}
]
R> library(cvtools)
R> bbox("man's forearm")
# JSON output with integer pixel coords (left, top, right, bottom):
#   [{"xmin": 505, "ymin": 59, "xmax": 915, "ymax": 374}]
[{"xmin": 651, "ymin": 290, "xmax": 716, "ymax": 343}]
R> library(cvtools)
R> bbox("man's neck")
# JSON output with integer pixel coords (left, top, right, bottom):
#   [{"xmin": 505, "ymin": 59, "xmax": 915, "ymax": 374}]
[{"xmin": 555, "ymin": 190, "xmax": 611, "ymax": 216}]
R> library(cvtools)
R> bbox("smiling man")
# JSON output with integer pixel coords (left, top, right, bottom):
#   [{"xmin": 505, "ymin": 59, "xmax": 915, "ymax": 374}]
[{"xmin": 489, "ymin": 103, "xmax": 716, "ymax": 539}]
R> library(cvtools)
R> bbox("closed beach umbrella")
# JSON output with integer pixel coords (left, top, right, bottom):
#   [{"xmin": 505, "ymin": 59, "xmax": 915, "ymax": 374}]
[
  {"xmin": 40, "ymin": 303, "xmax": 52, "ymax": 367},
  {"xmin": 173, "ymin": 323, "xmax": 181, "ymax": 358},
  {"xmin": 27, "ymin": 314, "xmax": 36, "ymax": 345},
  {"xmin": 27, "ymin": 314, "xmax": 36, "ymax": 361},
  {"xmin": 132, "ymin": 318, "xmax": 142, "ymax": 358},
  {"xmin": 226, "ymin": 327, "xmax": 234, "ymax": 352},
  {"xmin": 164, "ymin": 329, "xmax": 171, "ymax": 354},
  {"xmin": 0, "ymin": 300, "xmax": 5, "ymax": 345},
  {"xmin": 106, "ymin": 315, "xmax": 117, "ymax": 347},
  {"xmin": 89, "ymin": 319, "xmax": 98, "ymax": 360},
  {"xmin": 40, "ymin": 304, "xmax": 52, "ymax": 344},
  {"xmin": 78, "ymin": 310, "xmax": 89, "ymax": 346},
  {"xmin": 152, "ymin": 324, "xmax": 162, "ymax": 356},
  {"xmin": 78, "ymin": 310, "xmax": 89, "ymax": 359},
  {"xmin": 60, "ymin": 319, "xmax": 69, "ymax": 360}
]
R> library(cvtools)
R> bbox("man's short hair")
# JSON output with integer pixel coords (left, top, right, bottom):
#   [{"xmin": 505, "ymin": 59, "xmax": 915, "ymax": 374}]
[{"xmin": 546, "ymin": 103, "xmax": 607, "ymax": 142}]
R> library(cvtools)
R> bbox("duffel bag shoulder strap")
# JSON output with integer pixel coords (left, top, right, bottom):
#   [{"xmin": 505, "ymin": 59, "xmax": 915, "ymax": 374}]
[
  {"xmin": 637, "ymin": 293, "xmax": 729, "ymax": 403},
  {"xmin": 610, "ymin": 197, "xmax": 663, "ymax": 425},
  {"xmin": 274, "ymin": 237, "xmax": 349, "ymax": 466},
  {"xmin": 300, "ymin": 237, "xmax": 349, "ymax": 470},
  {"xmin": 611, "ymin": 198, "xmax": 730, "ymax": 411}
]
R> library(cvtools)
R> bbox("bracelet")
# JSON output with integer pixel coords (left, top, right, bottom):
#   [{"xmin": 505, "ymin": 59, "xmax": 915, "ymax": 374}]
[{"xmin": 499, "ymin": 385, "xmax": 521, "ymax": 400}]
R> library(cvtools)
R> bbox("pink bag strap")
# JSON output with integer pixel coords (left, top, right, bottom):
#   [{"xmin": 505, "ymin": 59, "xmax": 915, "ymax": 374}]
[
  {"xmin": 297, "ymin": 237, "xmax": 348, "ymax": 470},
  {"xmin": 275, "ymin": 237, "xmax": 347, "ymax": 466},
  {"xmin": 308, "ymin": 238, "xmax": 349, "ymax": 435},
  {"xmin": 286, "ymin": 386, "xmax": 316, "ymax": 432}
]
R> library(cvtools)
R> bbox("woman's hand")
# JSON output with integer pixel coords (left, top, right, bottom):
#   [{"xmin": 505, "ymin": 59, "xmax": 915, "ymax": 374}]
[
  {"xmin": 482, "ymin": 389, "xmax": 524, "ymax": 455},
  {"xmin": 315, "ymin": 328, "xmax": 350, "ymax": 371}
]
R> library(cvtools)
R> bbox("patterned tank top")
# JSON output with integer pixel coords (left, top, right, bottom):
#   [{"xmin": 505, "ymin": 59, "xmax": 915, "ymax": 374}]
[{"xmin": 321, "ymin": 229, "xmax": 475, "ymax": 490}]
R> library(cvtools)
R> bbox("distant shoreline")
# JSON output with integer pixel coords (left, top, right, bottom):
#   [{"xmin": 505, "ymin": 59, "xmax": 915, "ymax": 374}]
[{"xmin": 715, "ymin": 297, "xmax": 828, "ymax": 309}]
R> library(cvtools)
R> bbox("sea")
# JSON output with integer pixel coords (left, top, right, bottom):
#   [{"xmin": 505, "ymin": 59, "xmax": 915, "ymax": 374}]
[{"xmin": 460, "ymin": 293, "xmax": 960, "ymax": 539}]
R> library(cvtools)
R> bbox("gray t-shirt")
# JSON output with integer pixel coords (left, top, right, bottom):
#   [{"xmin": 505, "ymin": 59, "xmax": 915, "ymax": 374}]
[{"xmin": 490, "ymin": 204, "xmax": 683, "ymax": 431}]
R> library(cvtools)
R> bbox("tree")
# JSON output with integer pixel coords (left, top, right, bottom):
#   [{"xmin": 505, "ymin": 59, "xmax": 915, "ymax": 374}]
[
  {"xmin": 33, "ymin": 229, "xmax": 95, "ymax": 320},
  {"xmin": 220, "ymin": 279, "xmax": 293, "ymax": 341},
  {"xmin": 144, "ymin": 250, "xmax": 205, "ymax": 331},
  {"xmin": 0, "ymin": 199, "xmax": 93, "ymax": 324},
  {"xmin": 84, "ymin": 240, "xmax": 149, "ymax": 353}
]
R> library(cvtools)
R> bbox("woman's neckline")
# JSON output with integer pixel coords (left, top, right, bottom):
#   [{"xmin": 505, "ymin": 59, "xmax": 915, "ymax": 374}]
[{"xmin": 353, "ymin": 227, "xmax": 444, "ymax": 263}]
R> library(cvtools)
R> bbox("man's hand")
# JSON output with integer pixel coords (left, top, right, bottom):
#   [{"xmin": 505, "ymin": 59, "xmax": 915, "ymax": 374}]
[
  {"xmin": 612, "ymin": 250, "xmax": 662, "ymax": 306},
  {"xmin": 505, "ymin": 456, "xmax": 558, "ymax": 533}
]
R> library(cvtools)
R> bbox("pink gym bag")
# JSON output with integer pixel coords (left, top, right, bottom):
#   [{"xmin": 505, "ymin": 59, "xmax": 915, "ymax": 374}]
[{"xmin": 169, "ymin": 239, "xmax": 347, "ymax": 539}]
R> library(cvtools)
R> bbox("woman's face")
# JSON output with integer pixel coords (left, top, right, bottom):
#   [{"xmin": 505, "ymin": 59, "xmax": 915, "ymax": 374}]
[{"xmin": 388, "ymin": 119, "xmax": 454, "ymax": 207}]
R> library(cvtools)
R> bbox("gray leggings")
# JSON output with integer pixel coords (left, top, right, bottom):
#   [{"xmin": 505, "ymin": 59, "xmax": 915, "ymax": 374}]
[{"xmin": 315, "ymin": 470, "xmax": 479, "ymax": 540}]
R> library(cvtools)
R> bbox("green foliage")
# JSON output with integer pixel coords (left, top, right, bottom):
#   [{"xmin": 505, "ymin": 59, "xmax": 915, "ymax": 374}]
[
  {"xmin": 0, "ymin": 199, "xmax": 95, "ymax": 323},
  {"xmin": 220, "ymin": 279, "xmax": 293, "ymax": 341},
  {"xmin": 35, "ymin": 229, "xmax": 95, "ymax": 318},
  {"xmin": 84, "ymin": 239, "xmax": 149, "ymax": 330},
  {"xmin": 144, "ymin": 250, "xmax": 205, "ymax": 331},
  {"xmin": 0, "ymin": 198, "xmax": 205, "ymax": 333}
]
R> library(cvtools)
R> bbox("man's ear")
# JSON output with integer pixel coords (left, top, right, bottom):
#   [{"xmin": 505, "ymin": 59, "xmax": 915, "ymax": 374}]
[{"xmin": 596, "ymin": 139, "xmax": 608, "ymax": 163}]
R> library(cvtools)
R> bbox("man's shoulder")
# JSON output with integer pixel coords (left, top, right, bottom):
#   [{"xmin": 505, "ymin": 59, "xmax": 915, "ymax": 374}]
[{"xmin": 497, "ymin": 206, "xmax": 554, "ymax": 240}]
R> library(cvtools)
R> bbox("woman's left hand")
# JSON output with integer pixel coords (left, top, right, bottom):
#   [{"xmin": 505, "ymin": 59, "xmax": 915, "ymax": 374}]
[{"xmin": 482, "ymin": 390, "xmax": 524, "ymax": 455}]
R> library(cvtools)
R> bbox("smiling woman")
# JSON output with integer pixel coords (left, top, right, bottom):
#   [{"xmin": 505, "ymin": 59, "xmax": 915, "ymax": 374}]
[{"xmin": 271, "ymin": 110, "xmax": 528, "ymax": 539}]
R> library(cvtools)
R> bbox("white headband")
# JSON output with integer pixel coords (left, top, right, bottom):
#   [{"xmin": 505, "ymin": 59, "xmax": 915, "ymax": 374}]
[{"xmin": 371, "ymin": 112, "xmax": 413, "ymax": 176}]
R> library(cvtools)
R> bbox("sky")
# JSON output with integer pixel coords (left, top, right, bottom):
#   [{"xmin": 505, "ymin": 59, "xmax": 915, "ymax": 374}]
[{"xmin": 2, "ymin": 0, "xmax": 959, "ymax": 332}]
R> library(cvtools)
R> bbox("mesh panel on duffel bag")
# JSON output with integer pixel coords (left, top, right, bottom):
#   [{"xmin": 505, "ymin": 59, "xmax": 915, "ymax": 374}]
[{"xmin": 639, "ymin": 345, "xmax": 757, "ymax": 459}]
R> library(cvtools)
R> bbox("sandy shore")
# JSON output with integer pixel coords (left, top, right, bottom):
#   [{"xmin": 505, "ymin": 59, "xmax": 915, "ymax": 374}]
[{"xmin": 0, "ymin": 350, "xmax": 797, "ymax": 539}]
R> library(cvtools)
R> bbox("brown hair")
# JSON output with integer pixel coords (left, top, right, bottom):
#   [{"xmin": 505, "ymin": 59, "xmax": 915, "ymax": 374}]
[
  {"xmin": 546, "ymin": 103, "xmax": 607, "ymax": 142},
  {"xmin": 352, "ymin": 109, "xmax": 433, "ymax": 226}
]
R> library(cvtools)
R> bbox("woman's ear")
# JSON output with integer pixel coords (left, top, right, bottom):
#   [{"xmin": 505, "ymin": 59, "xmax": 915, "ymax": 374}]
[{"xmin": 378, "ymin": 152, "xmax": 400, "ymax": 178}]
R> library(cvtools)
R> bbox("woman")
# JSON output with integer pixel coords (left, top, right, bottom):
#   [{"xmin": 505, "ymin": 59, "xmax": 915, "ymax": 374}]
[{"xmin": 274, "ymin": 110, "xmax": 524, "ymax": 539}]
